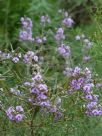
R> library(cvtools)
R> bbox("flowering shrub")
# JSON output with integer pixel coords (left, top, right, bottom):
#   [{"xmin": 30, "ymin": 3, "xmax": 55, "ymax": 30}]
[{"xmin": 0, "ymin": 6, "xmax": 102, "ymax": 136}]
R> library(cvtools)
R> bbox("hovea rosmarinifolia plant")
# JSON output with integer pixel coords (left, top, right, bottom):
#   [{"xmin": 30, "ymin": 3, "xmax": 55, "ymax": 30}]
[
  {"xmin": 0, "ymin": 50, "xmax": 62, "ymax": 135},
  {"xmin": 0, "ymin": 10, "xmax": 102, "ymax": 135},
  {"xmin": 55, "ymin": 10, "xmax": 102, "ymax": 116}
]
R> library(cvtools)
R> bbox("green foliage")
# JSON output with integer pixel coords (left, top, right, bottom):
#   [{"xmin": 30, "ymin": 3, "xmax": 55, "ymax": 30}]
[
  {"xmin": 0, "ymin": 0, "xmax": 31, "ymax": 46},
  {"xmin": 0, "ymin": 0, "xmax": 102, "ymax": 136}
]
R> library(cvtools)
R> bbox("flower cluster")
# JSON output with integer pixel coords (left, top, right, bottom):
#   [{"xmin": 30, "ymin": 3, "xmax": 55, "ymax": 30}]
[
  {"xmin": 85, "ymin": 93, "xmax": 102, "ymax": 116},
  {"xmin": 12, "ymin": 53, "xmax": 22, "ymax": 63},
  {"xmin": 6, "ymin": 106, "xmax": 24, "ymax": 122},
  {"xmin": 23, "ymin": 51, "xmax": 38, "ymax": 64},
  {"xmin": 58, "ymin": 44, "xmax": 71, "ymax": 58},
  {"xmin": 67, "ymin": 67, "xmax": 92, "ymax": 92},
  {"xmin": 1, "ymin": 12, "xmax": 101, "ymax": 129},
  {"xmin": 23, "ymin": 50, "xmax": 62, "ymax": 118},
  {"xmin": 0, "ymin": 50, "xmax": 22, "ymax": 63},
  {"xmin": 55, "ymin": 28, "xmax": 65, "ymax": 43},
  {"xmin": 26, "ymin": 72, "xmax": 49, "ymax": 107},
  {"xmin": 66, "ymin": 66, "xmax": 102, "ymax": 116},
  {"xmin": 0, "ymin": 50, "xmax": 38, "ymax": 64},
  {"xmin": 62, "ymin": 11, "xmax": 74, "ymax": 27},
  {"xmin": 57, "ymin": 43, "xmax": 71, "ymax": 72},
  {"xmin": 0, "ymin": 51, "xmax": 12, "ymax": 60},
  {"xmin": 19, "ymin": 17, "xmax": 34, "ymax": 41},
  {"xmin": 23, "ymin": 71, "xmax": 62, "ymax": 119}
]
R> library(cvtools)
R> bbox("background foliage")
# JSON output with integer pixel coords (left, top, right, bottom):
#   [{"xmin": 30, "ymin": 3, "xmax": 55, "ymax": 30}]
[{"xmin": 0, "ymin": 0, "xmax": 102, "ymax": 136}]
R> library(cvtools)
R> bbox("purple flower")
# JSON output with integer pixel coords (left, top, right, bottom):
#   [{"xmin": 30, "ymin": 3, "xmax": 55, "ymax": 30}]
[
  {"xmin": 91, "ymin": 109, "xmax": 100, "ymax": 116},
  {"xmin": 21, "ymin": 17, "xmax": 33, "ymax": 28},
  {"xmin": 85, "ymin": 94, "xmax": 93, "ymax": 100},
  {"xmin": 50, "ymin": 106, "xmax": 57, "ymax": 113},
  {"xmin": 30, "ymin": 88, "xmax": 39, "ymax": 95},
  {"xmin": 32, "ymin": 73, "xmax": 42, "ymax": 81},
  {"xmin": 6, "ymin": 106, "xmax": 24, "ymax": 122},
  {"xmin": 57, "ymin": 28, "xmax": 64, "ymax": 34},
  {"xmin": 6, "ymin": 107, "xmax": 15, "ymax": 116},
  {"xmin": 62, "ymin": 17, "xmax": 74, "ymax": 27},
  {"xmin": 87, "ymin": 102, "xmax": 97, "ymax": 109},
  {"xmin": 83, "ymin": 56, "xmax": 91, "ymax": 62},
  {"xmin": 73, "ymin": 67, "xmax": 81, "ymax": 76},
  {"xmin": 70, "ymin": 79, "xmax": 81, "ymax": 90},
  {"xmin": 65, "ymin": 66, "xmax": 102, "ymax": 117},
  {"xmin": 19, "ymin": 31, "xmax": 29, "ymax": 41},
  {"xmin": 16, "ymin": 106, "xmax": 24, "ymax": 112},
  {"xmin": 55, "ymin": 28, "xmax": 65, "ymax": 42},
  {"xmin": 19, "ymin": 17, "xmax": 34, "ymax": 42},
  {"xmin": 35, "ymin": 37, "xmax": 43, "ymax": 44},
  {"xmin": 97, "ymin": 110, "xmax": 102, "ymax": 115},
  {"xmin": 58, "ymin": 44, "xmax": 71, "ymax": 58},
  {"xmin": 19, "ymin": 31, "xmax": 34, "ymax": 42},
  {"xmin": 23, "ymin": 51, "xmax": 38, "ymax": 64},
  {"xmin": 12, "ymin": 57, "xmax": 19, "ymax": 63},
  {"xmin": 78, "ymin": 78, "xmax": 85, "ymax": 85},
  {"xmin": 15, "ymin": 114, "xmax": 24, "ymax": 122},
  {"xmin": 58, "ymin": 46, "xmax": 66, "ymax": 54},
  {"xmin": 37, "ymin": 93, "xmax": 47, "ymax": 100},
  {"xmin": 83, "ymin": 84, "xmax": 94, "ymax": 94},
  {"xmin": 38, "ymin": 84, "xmax": 48, "ymax": 92},
  {"xmin": 40, "ymin": 101, "xmax": 51, "ymax": 107},
  {"xmin": 6, "ymin": 108, "xmax": 15, "ymax": 121}
]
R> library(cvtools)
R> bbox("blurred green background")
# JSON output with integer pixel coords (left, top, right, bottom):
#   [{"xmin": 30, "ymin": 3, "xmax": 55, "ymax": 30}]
[{"xmin": 0, "ymin": 0, "xmax": 102, "ymax": 136}]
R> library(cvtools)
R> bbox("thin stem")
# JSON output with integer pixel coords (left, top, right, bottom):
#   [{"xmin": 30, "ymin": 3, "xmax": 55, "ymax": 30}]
[
  {"xmin": 30, "ymin": 110, "xmax": 35, "ymax": 136},
  {"xmin": 5, "ymin": 0, "xmax": 10, "ymax": 46},
  {"xmin": 30, "ymin": 107, "xmax": 39, "ymax": 136}
]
